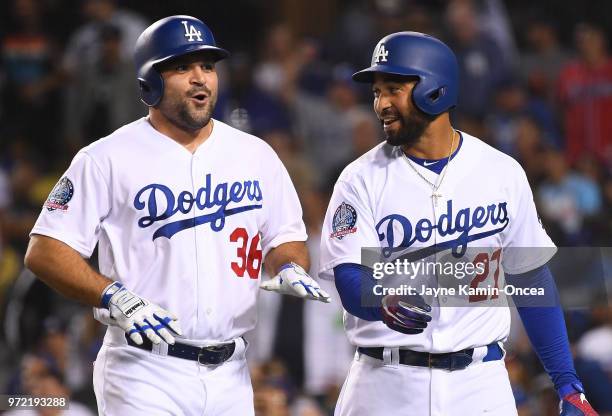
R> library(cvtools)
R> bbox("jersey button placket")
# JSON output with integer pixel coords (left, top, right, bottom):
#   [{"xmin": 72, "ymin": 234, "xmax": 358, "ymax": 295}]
[
  {"xmin": 431, "ymin": 190, "xmax": 447, "ymax": 351},
  {"xmin": 191, "ymin": 154, "xmax": 206, "ymax": 331}
]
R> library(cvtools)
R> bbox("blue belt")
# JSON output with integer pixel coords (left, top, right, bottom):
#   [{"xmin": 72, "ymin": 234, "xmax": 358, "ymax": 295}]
[
  {"xmin": 125, "ymin": 334, "xmax": 236, "ymax": 366},
  {"xmin": 358, "ymin": 342, "xmax": 503, "ymax": 371}
]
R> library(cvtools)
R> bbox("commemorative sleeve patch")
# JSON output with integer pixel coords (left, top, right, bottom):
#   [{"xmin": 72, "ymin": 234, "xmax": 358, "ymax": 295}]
[
  {"xmin": 44, "ymin": 177, "xmax": 74, "ymax": 211},
  {"xmin": 330, "ymin": 202, "xmax": 358, "ymax": 239}
]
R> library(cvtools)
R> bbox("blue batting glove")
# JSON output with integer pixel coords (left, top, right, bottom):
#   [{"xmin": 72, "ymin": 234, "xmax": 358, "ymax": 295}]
[
  {"xmin": 101, "ymin": 281, "xmax": 182, "ymax": 345},
  {"xmin": 559, "ymin": 383, "xmax": 598, "ymax": 416},
  {"xmin": 260, "ymin": 262, "xmax": 331, "ymax": 303}
]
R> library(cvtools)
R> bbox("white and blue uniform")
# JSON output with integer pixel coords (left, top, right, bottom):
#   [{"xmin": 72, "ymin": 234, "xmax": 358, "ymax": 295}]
[
  {"xmin": 319, "ymin": 132, "xmax": 556, "ymax": 415},
  {"xmin": 31, "ymin": 117, "xmax": 307, "ymax": 415}
]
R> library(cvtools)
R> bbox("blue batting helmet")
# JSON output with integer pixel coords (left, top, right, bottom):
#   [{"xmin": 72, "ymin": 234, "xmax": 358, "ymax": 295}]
[
  {"xmin": 134, "ymin": 15, "xmax": 229, "ymax": 107},
  {"xmin": 352, "ymin": 32, "xmax": 458, "ymax": 116}
]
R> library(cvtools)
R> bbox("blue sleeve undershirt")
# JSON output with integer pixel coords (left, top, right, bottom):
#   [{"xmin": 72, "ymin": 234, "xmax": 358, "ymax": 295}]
[
  {"xmin": 333, "ymin": 263, "xmax": 382, "ymax": 321},
  {"xmin": 506, "ymin": 265, "xmax": 582, "ymax": 397}
]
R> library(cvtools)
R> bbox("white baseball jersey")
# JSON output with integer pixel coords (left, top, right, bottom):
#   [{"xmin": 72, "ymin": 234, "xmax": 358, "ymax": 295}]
[
  {"xmin": 319, "ymin": 131, "xmax": 556, "ymax": 352},
  {"xmin": 31, "ymin": 117, "xmax": 307, "ymax": 343}
]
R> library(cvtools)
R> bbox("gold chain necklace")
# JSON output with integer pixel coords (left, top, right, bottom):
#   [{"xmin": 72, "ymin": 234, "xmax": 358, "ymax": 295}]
[{"xmin": 404, "ymin": 129, "xmax": 456, "ymax": 208}]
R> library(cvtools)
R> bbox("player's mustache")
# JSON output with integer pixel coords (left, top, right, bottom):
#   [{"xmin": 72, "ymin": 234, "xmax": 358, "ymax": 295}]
[
  {"xmin": 379, "ymin": 108, "xmax": 401, "ymax": 120},
  {"xmin": 187, "ymin": 87, "xmax": 212, "ymax": 98}
]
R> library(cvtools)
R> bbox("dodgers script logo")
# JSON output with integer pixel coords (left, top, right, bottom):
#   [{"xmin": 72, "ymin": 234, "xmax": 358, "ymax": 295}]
[
  {"xmin": 134, "ymin": 174, "xmax": 262, "ymax": 240},
  {"xmin": 376, "ymin": 200, "xmax": 509, "ymax": 259}
]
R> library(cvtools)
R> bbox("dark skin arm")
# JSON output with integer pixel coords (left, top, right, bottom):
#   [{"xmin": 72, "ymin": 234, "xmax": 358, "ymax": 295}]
[
  {"xmin": 264, "ymin": 241, "xmax": 310, "ymax": 276},
  {"xmin": 24, "ymin": 234, "xmax": 112, "ymax": 307}
]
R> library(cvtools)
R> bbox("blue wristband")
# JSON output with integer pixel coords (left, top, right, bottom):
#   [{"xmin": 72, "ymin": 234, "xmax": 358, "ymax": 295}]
[
  {"xmin": 279, "ymin": 263, "xmax": 295, "ymax": 272},
  {"xmin": 558, "ymin": 382, "xmax": 584, "ymax": 399},
  {"xmin": 100, "ymin": 281, "xmax": 124, "ymax": 309}
]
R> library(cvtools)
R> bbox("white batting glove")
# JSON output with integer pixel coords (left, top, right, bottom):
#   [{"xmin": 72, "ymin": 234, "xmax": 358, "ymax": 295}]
[
  {"xmin": 101, "ymin": 282, "xmax": 182, "ymax": 345},
  {"xmin": 260, "ymin": 262, "xmax": 331, "ymax": 303}
]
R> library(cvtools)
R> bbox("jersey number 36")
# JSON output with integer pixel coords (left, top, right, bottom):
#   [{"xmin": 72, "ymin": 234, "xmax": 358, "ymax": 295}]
[{"xmin": 230, "ymin": 227, "xmax": 262, "ymax": 279}]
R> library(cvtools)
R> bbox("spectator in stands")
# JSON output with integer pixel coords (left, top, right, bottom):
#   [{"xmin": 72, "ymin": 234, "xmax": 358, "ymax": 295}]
[
  {"xmin": 5, "ymin": 354, "xmax": 94, "ymax": 415},
  {"xmin": 585, "ymin": 175, "xmax": 612, "ymax": 246},
  {"xmin": 445, "ymin": 0, "xmax": 511, "ymax": 120},
  {"xmin": 557, "ymin": 22, "xmax": 612, "ymax": 166},
  {"xmin": 486, "ymin": 78, "xmax": 560, "ymax": 157},
  {"xmin": 253, "ymin": 23, "xmax": 306, "ymax": 98},
  {"xmin": 576, "ymin": 307, "xmax": 612, "ymax": 377},
  {"xmin": 537, "ymin": 149, "xmax": 602, "ymax": 243},
  {"xmin": 63, "ymin": 24, "xmax": 145, "ymax": 149},
  {"xmin": 520, "ymin": 16, "xmax": 572, "ymax": 105},
  {"xmin": 2, "ymin": 152, "xmax": 41, "ymax": 255},
  {"xmin": 252, "ymin": 360, "xmax": 294, "ymax": 416},
  {"xmin": 62, "ymin": 0, "xmax": 147, "ymax": 77},
  {"xmin": 572, "ymin": 307, "xmax": 612, "ymax": 413},
  {"xmin": 328, "ymin": 109, "xmax": 381, "ymax": 188},
  {"xmin": 506, "ymin": 353, "xmax": 534, "ymax": 416},
  {"xmin": 282, "ymin": 62, "xmax": 370, "ymax": 185},
  {"xmin": 219, "ymin": 52, "xmax": 291, "ymax": 135},
  {"xmin": 1, "ymin": 0, "xmax": 64, "ymax": 162},
  {"xmin": 514, "ymin": 116, "xmax": 548, "ymax": 186}
]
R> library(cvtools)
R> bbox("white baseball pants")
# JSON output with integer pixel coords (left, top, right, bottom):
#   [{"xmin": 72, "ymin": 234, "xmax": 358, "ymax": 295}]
[
  {"xmin": 335, "ymin": 347, "xmax": 517, "ymax": 416},
  {"xmin": 93, "ymin": 330, "xmax": 253, "ymax": 416}
]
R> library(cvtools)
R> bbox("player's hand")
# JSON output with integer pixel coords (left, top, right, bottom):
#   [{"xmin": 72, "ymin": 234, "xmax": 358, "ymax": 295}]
[
  {"xmin": 101, "ymin": 282, "xmax": 182, "ymax": 345},
  {"xmin": 559, "ymin": 392, "xmax": 598, "ymax": 415},
  {"xmin": 381, "ymin": 294, "xmax": 432, "ymax": 334},
  {"xmin": 260, "ymin": 262, "xmax": 331, "ymax": 303}
]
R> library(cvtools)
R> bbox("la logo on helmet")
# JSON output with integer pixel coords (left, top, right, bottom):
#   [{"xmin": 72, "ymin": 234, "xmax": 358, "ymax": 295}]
[
  {"xmin": 374, "ymin": 43, "xmax": 389, "ymax": 63},
  {"xmin": 181, "ymin": 21, "xmax": 202, "ymax": 42}
]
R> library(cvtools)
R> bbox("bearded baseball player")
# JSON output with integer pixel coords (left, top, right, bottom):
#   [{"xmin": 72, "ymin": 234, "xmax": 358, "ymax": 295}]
[
  {"xmin": 24, "ymin": 15, "xmax": 329, "ymax": 415},
  {"xmin": 319, "ymin": 32, "xmax": 598, "ymax": 415}
]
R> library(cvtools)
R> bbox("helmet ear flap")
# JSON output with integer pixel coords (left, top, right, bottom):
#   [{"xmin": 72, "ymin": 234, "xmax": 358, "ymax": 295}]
[
  {"xmin": 138, "ymin": 72, "xmax": 163, "ymax": 107},
  {"xmin": 427, "ymin": 86, "xmax": 445, "ymax": 103},
  {"xmin": 412, "ymin": 76, "xmax": 449, "ymax": 115},
  {"xmin": 138, "ymin": 78, "xmax": 155, "ymax": 107},
  {"xmin": 139, "ymin": 79, "xmax": 151, "ymax": 92}
]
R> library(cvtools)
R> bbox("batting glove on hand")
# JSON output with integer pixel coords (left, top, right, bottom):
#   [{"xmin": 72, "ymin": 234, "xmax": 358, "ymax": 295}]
[
  {"xmin": 382, "ymin": 294, "xmax": 432, "ymax": 334},
  {"xmin": 559, "ymin": 384, "xmax": 598, "ymax": 416},
  {"xmin": 101, "ymin": 282, "xmax": 182, "ymax": 345},
  {"xmin": 260, "ymin": 262, "xmax": 331, "ymax": 303}
]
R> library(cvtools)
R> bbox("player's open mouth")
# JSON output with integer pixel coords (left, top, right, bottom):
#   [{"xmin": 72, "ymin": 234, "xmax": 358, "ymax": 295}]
[
  {"xmin": 190, "ymin": 94, "xmax": 208, "ymax": 104},
  {"xmin": 382, "ymin": 118, "xmax": 400, "ymax": 129}
]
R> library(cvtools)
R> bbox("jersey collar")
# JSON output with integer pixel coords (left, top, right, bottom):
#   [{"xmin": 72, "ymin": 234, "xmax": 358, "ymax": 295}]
[{"xmin": 404, "ymin": 132, "xmax": 464, "ymax": 174}]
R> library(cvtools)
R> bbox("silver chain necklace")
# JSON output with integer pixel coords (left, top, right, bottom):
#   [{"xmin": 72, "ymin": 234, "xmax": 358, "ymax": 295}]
[{"xmin": 403, "ymin": 129, "xmax": 456, "ymax": 208}]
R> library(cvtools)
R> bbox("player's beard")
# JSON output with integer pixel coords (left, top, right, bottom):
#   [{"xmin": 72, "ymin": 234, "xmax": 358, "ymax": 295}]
[
  {"xmin": 383, "ymin": 105, "xmax": 436, "ymax": 147},
  {"xmin": 158, "ymin": 87, "xmax": 217, "ymax": 132}
]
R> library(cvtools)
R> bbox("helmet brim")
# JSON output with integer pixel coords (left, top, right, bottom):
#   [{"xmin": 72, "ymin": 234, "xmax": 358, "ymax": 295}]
[
  {"xmin": 352, "ymin": 64, "xmax": 420, "ymax": 83},
  {"xmin": 154, "ymin": 44, "xmax": 230, "ymax": 67}
]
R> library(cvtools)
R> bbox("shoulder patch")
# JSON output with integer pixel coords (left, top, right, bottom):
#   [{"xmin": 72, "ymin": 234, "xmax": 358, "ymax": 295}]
[
  {"xmin": 330, "ymin": 202, "xmax": 358, "ymax": 239},
  {"xmin": 44, "ymin": 177, "xmax": 74, "ymax": 211}
]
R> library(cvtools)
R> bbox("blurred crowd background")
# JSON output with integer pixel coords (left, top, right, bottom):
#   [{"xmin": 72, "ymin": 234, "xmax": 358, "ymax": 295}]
[{"xmin": 0, "ymin": 0, "xmax": 611, "ymax": 415}]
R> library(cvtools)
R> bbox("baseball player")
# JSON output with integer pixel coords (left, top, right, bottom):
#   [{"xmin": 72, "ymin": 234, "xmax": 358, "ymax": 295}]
[
  {"xmin": 24, "ymin": 15, "xmax": 329, "ymax": 416},
  {"xmin": 319, "ymin": 32, "xmax": 598, "ymax": 415}
]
